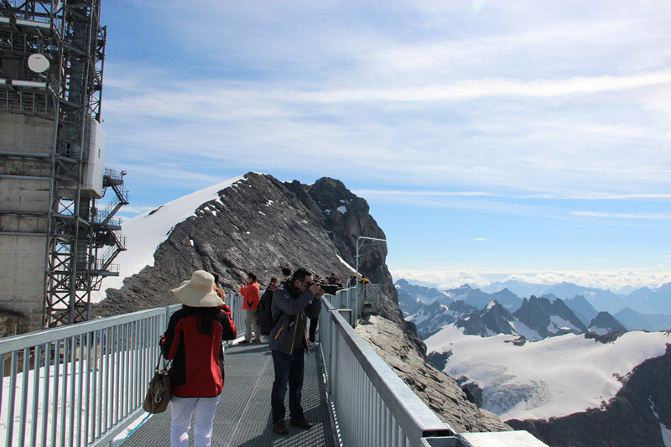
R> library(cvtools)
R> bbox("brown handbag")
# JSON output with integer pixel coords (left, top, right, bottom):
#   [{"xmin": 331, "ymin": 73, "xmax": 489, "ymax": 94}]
[{"xmin": 143, "ymin": 354, "xmax": 171, "ymax": 414}]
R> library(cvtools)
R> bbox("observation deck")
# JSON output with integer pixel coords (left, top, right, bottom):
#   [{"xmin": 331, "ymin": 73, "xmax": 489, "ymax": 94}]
[{"xmin": 0, "ymin": 286, "xmax": 547, "ymax": 447}]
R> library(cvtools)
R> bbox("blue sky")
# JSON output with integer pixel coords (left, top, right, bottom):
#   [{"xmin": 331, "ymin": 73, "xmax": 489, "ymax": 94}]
[{"xmin": 100, "ymin": 1, "xmax": 671, "ymax": 289}]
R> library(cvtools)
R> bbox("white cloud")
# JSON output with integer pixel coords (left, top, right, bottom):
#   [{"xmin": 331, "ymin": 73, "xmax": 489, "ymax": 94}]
[
  {"xmin": 570, "ymin": 211, "xmax": 671, "ymax": 221},
  {"xmin": 391, "ymin": 267, "xmax": 671, "ymax": 291},
  {"xmin": 473, "ymin": 237, "xmax": 487, "ymax": 241}
]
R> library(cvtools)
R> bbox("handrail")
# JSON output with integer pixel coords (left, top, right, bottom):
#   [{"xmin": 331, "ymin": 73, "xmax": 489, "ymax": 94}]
[
  {"xmin": 319, "ymin": 294, "xmax": 455, "ymax": 447},
  {"xmin": 0, "ymin": 304, "xmax": 180, "ymax": 447}
]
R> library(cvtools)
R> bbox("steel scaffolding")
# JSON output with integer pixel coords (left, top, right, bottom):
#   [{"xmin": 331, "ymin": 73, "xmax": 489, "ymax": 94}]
[{"xmin": 0, "ymin": 0, "xmax": 126, "ymax": 330}]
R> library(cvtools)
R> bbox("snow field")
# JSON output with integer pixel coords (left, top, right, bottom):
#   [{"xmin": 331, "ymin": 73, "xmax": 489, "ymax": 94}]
[{"xmin": 425, "ymin": 325, "xmax": 670, "ymax": 420}]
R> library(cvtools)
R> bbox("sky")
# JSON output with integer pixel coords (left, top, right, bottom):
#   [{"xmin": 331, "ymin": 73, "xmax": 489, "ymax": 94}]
[{"xmin": 100, "ymin": 0, "xmax": 671, "ymax": 290}]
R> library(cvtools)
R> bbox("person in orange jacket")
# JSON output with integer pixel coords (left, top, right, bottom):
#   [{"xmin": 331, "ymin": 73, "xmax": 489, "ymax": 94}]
[{"xmin": 239, "ymin": 272, "xmax": 261, "ymax": 344}]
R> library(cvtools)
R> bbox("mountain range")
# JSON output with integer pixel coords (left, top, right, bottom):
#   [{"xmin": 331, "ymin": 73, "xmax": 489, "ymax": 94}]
[
  {"xmin": 400, "ymin": 278, "xmax": 671, "ymax": 446},
  {"xmin": 399, "ymin": 280, "xmax": 671, "ymax": 332}
]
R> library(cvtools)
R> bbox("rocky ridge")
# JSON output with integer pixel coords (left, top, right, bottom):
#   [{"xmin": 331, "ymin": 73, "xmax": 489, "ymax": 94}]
[{"xmin": 96, "ymin": 173, "xmax": 399, "ymax": 322}]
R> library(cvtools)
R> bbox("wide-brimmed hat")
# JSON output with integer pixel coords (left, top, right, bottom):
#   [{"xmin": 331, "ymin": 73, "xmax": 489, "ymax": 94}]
[{"xmin": 170, "ymin": 270, "xmax": 223, "ymax": 308}]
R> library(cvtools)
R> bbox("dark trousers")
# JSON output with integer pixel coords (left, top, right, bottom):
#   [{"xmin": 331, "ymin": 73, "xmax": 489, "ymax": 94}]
[
  {"xmin": 271, "ymin": 348, "xmax": 305, "ymax": 423},
  {"xmin": 309, "ymin": 316, "xmax": 318, "ymax": 343}
]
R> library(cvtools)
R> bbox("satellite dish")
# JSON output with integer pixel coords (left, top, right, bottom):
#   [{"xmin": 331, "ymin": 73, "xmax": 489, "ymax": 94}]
[{"xmin": 27, "ymin": 54, "xmax": 50, "ymax": 73}]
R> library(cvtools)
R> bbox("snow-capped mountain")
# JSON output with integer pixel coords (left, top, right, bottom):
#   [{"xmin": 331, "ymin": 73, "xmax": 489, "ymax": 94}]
[
  {"xmin": 481, "ymin": 280, "xmax": 550, "ymax": 298},
  {"xmin": 456, "ymin": 301, "xmax": 517, "ymax": 337},
  {"xmin": 396, "ymin": 278, "xmax": 451, "ymax": 315},
  {"xmin": 588, "ymin": 311, "xmax": 627, "ymax": 335},
  {"xmin": 513, "ymin": 295, "xmax": 586, "ymax": 338},
  {"xmin": 405, "ymin": 300, "xmax": 475, "ymax": 338},
  {"xmin": 489, "ymin": 288, "xmax": 523, "ymax": 311},
  {"xmin": 425, "ymin": 325, "xmax": 671, "ymax": 446}
]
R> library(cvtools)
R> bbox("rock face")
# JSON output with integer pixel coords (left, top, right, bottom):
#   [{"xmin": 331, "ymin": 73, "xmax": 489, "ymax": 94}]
[
  {"xmin": 456, "ymin": 301, "xmax": 516, "ymax": 337},
  {"xmin": 95, "ymin": 173, "xmax": 397, "ymax": 320},
  {"xmin": 396, "ymin": 279, "xmax": 451, "ymax": 315},
  {"xmin": 508, "ymin": 345, "xmax": 671, "ymax": 447},
  {"xmin": 356, "ymin": 315, "xmax": 510, "ymax": 433},
  {"xmin": 513, "ymin": 296, "xmax": 586, "ymax": 338},
  {"xmin": 406, "ymin": 300, "xmax": 475, "ymax": 339}
]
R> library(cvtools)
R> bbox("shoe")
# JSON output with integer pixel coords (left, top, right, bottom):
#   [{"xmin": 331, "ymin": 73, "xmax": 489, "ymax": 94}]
[
  {"xmin": 272, "ymin": 420, "xmax": 289, "ymax": 435},
  {"xmin": 290, "ymin": 419, "xmax": 314, "ymax": 430},
  {"xmin": 238, "ymin": 340, "xmax": 250, "ymax": 344},
  {"xmin": 252, "ymin": 339, "xmax": 261, "ymax": 344}
]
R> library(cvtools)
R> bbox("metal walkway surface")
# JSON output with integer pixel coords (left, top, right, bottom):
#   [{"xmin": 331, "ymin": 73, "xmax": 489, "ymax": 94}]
[{"xmin": 122, "ymin": 341, "xmax": 337, "ymax": 447}]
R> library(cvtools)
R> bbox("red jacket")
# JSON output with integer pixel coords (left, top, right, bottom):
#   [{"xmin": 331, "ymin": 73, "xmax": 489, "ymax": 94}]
[
  {"xmin": 240, "ymin": 282, "xmax": 261, "ymax": 311},
  {"xmin": 161, "ymin": 305, "xmax": 237, "ymax": 398}
]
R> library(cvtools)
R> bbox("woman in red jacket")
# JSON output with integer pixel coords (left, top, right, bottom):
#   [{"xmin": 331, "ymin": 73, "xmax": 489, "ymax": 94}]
[{"xmin": 162, "ymin": 270, "xmax": 237, "ymax": 447}]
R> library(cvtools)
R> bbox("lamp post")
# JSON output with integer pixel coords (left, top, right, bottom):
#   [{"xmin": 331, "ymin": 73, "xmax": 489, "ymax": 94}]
[{"xmin": 354, "ymin": 236, "xmax": 387, "ymax": 324}]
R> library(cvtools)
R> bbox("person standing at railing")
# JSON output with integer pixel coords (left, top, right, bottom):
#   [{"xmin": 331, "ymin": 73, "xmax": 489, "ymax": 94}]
[
  {"xmin": 239, "ymin": 272, "xmax": 262, "ymax": 344},
  {"xmin": 269, "ymin": 268, "xmax": 324, "ymax": 435},
  {"xmin": 161, "ymin": 270, "xmax": 238, "ymax": 447}
]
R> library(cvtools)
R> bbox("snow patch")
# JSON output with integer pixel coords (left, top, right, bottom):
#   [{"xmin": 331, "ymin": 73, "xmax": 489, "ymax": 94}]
[
  {"xmin": 91, "ymin": 175, "xmax": 243, "ymax": 301},
  {"xmin": 189, "ymin": 239, "xmax": 194, "ymax": 247},
  {"xmin": 425, "ymin": 325, "xmax": 671, "ymax": 420},
  {"xmin": 510, "ymin": 319, "xmax": 542, "ymax": 341},
  {"xmin": 336, "ymin": 254, "xmax": 356, "ymax": 273},
  {"xmin": 337, "ymin": 205, "xmax": 347, "ymax": 214},
  {"xmin": 589, "ymin": 326, "xmax": 608, "ymax": 336},
  {"xmin": 650, "ymin": 397, "xmax": 671, "ymax": 447},
  {"xmin": 547, "ymin": 315, "xmax": 580, "ymax": 333}
]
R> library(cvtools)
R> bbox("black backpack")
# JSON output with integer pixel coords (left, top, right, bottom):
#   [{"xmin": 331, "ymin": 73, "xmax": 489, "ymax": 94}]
[{"xmin": 257, "ymin": 288, "xmax": 274, "ymax": 336}]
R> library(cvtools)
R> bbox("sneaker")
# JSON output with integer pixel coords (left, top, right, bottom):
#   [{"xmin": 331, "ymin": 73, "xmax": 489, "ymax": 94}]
[
  {"xmin": 272, "ymin": 420, "xmax": 289, "ymax": 435},
  {"xmin": 252, "ymin": 339, "xmax": 261, "ymax": 344},
  {"xmin": 238, "ymin": 340, "xmax": 250, "ymax": 345},
  {"xmin": 290, "ymin": 419, "xmax": 314, "ymax": 430}
]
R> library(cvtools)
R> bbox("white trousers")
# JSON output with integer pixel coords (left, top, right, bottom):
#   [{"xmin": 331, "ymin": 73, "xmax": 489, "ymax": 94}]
[
  {"xmin": 170, "ymin": 395, "xmax": 219, "ymax": 447},
  {"xmin": 244, "ymin": 309, "xmax": 261, "ymax": 342}
]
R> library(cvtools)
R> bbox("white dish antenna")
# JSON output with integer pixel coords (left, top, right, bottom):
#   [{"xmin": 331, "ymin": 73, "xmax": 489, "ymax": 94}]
[{"xmin": 27, "ymin": 54, "xmax": 50, "ymax": 73}]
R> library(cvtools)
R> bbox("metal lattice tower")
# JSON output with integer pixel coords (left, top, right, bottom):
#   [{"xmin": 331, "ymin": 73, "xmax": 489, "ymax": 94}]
[{"xmin": 0, "ymin": 0, "xmax": 127, "ymax": 333}]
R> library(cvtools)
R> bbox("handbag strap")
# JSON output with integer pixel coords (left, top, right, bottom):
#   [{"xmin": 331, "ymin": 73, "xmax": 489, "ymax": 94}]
[{"xmin": 155, "ymin": 351, "xmax": 172, "ymax": 372}]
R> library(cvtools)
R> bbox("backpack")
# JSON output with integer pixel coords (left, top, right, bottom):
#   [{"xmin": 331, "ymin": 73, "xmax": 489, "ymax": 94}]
[{"xmin": 257, "ymin": 288, "xmax": 274, "ymax": 336}]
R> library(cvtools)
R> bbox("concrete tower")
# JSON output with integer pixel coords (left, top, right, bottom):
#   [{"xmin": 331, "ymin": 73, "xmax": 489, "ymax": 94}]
[{"xmin": 0, "ymin": 1, "xmax": 126, "ymax": 335}]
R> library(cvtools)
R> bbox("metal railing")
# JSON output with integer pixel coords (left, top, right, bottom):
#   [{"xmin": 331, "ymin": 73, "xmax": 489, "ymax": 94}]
[
  {"xmin": 0, "ymin": 305, "xmax": 179, "ymax": 447},
  {"xmin": 319, "ymin": 295, "xmax": 456, "ymax": 447},
  {"xmin": 328, "ymin": 284, "xmax": 383, "ymax": 328}
]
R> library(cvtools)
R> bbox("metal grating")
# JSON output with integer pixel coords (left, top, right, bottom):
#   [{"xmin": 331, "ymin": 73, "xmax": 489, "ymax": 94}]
[{"xmin": 123, "ymin": 341, "xmax": 337, "ymax": 447}]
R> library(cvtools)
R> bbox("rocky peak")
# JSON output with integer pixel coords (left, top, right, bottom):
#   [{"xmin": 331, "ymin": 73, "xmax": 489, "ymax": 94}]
[
  {"xmin": 456, "ymin": 300, "xmax": 516, "ymax": 336},
  {"xmin": 513, "ymin": 296, "xmax": 586, "ymax": 338},
  {"xmin": 588, "ymin": 311, "xmax": 627, "ymax": 335},
  {"xmin": 95, "ymin": 173, "xmax": 398, "ymax": 321},
  {"xmin": 490, "ymin": 288, "xmax": 523, "ymax": 311}
]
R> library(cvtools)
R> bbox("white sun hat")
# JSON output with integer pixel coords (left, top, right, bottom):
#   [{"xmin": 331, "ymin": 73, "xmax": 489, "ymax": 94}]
[{"xmin": 170, "ymin": 270, "xmax": 223, "ymax": 308}]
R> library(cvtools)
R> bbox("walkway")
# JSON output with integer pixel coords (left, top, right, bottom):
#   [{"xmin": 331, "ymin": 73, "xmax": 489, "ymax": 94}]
[{"xmin": 123, "ymin": 341, "xmax": 337, "ymax": 447}]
